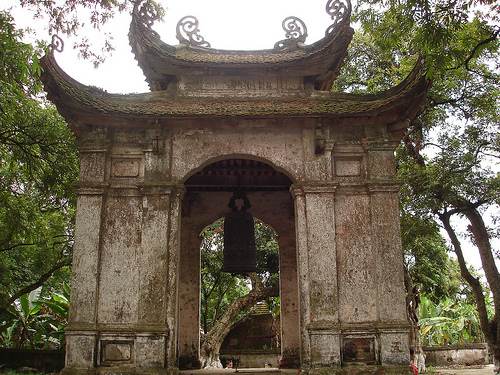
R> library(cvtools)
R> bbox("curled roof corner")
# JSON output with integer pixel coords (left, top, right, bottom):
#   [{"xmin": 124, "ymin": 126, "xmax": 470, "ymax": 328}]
[
  {"xmin": 128, "ymin": 0, "xmax": 355, "ymax": 91},
  {"xmin": 40, "ymin": 52, "xmax": 430, "ymax": 128}
]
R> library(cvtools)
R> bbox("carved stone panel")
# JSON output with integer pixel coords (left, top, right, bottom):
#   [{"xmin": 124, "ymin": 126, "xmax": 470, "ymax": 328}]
[
  {"xmin": 80, "ymin": 152, "xmax": 106, "ymax": 183},
  {"xmin": 380, "ymin": 332, "xmax": 410, "ymax": 365},
  {"xmin": 342, "ymin": 335, "xmax": 377, "ymax": 365},
  {"xmin": 65, "ymin": 333, "xmax": 96, "ymax": 368},
  {"xmin": 101, "ymin": 340, "xmax": 134, "ymax": 365},
  {"xmin": 310, "ymin": 332, "xmax": 341, "ymax": 366},
  {"xmin": 111, "ymin": 157, "xmax": 141, "ymax": 178},
  {"xmin": 334, "ymin": 157, "xmax": 361, "ymax": 176},
  {"xmin": 177, "ymin": 76, "xmax": 304, "ymax": 97}
]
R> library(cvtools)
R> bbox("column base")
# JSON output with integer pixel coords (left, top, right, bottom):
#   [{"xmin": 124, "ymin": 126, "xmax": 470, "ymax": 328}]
[
  {"xmin": 305, "ymin": 365, "xmax": 413, "ymax": 375},
  {"xmin": 61, "ymin": 367, "xmax": 179, "ymax": 375},
  {"xmin": 279, "ymin": 349, "xmax": 300, "ymax": 369},
  {"xmin": 61, "ymin": 369, "xmax": 96, "ymax": 375},
  {"xmin": 178, "ymin": 355, "xmax": 202, "ymax": 370}
]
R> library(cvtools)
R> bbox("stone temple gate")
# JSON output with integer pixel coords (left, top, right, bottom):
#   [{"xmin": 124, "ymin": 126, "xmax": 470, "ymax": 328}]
[{"xmin": 41, "ymin": 0, "xmax": 429, "ymax": 373}]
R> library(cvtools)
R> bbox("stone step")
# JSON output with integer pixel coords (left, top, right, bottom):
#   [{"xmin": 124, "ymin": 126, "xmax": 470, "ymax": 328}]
[{"xmin": 180, "ymin": 369, "xmax": 298, "ymax": 375}]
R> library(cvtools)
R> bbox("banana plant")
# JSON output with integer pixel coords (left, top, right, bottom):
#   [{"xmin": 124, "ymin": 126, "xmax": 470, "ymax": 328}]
[
  {"xmin": 0, "ymin": 282, "xmax": 70, "ymax": 349},
  {"xmin": 418, "ymin": 294, "xmax": 486, "ymax": 346},
  {"xmin": 41, "ymin": 281, "xmax": 70, "ymax": 347},
  {"xmin": 3, "ymin": 287, "xmax": 44, "ymax": 348}
]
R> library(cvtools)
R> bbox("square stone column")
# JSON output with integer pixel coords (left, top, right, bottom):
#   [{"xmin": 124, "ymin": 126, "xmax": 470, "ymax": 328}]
[
  {"xmin": 64, "ymin": 145, "xmax": 107, "ymax": 373},
  {"xmin": 367, "ymin": 142, "xmax": 411, "ymax": 366},
  {"xmin": 63, "ymin": 177, "xmax": 183, "ymax": 375},
  {"xmin": 278, "ymin": 230, "xmax": 300, "ymax": 368},
  {"xmin": 178, "ymin": 222, "xmax": 202, "ymax": 369},
  {"xmin": 64, "ymin": 188, "xmax": 104, "ymax": 372},
  {"xmin": 165, "ymin": 187, "xmax": 184, "ymax": 372},
  {"xmin": 136, "ymin": 185, "xmax": 173, "ymax": 370},
  {"xmin": 292, "ymin": 184, "xmax": 340, "ymax": 371}
]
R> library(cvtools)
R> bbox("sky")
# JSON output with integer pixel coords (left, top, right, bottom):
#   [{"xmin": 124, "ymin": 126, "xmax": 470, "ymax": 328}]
[
  {"xmin": 5, "ymin": 0, "xmax": 333, "ymax": 93},
  {"xmin": 2, "ymin": 0, "xmax": 498, "ymax": 275}
]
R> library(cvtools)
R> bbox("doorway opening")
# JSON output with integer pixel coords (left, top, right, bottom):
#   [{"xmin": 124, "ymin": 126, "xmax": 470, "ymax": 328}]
[{"xmin": 178, "ymin": 158, "xmax": 300, "ymax": 371}]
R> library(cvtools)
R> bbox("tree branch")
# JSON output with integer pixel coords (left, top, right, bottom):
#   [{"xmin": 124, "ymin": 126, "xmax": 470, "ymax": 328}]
[
  {"xmin": 447, "ymin": 27, "xmax": 500, "ymax": 75},
  {"xmin": 438, "ymin": 211, "xmax": 493, "ymax": 344},
  {"xmin": 462, "ymin": 206, "xmax": 500, "ymax": 314},
  {"xmin": 4, "ymin": 257, "xmax": 71, "ymax": 308}
]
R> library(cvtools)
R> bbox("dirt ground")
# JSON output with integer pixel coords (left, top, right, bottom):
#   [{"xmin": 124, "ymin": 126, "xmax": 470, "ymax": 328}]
[
  {"xmin": 179, "ymin": 367, "xmax": 498, "ymax": 375},
  {"xmin": 434, "ymin": 365, "xmax": 495, "ymax": 374}
]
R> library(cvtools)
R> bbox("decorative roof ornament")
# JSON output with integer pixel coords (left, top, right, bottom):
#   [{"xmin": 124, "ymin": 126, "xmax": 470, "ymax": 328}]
[
  {"xmin": 127, "ymin": 0, "xmax": 355, "ymax": 91},
  {"xmin": 325, "ymin": 0, "xmax": 352, "ymax": 36},
  {"xmin": 49, "ymin": 35, "xmax": 64, "ymax": 53},
  {"xmin": 133, "ymin": 0, "xmax": 162, "ymax": 38},
  {"xmin": 274, "ymin": 16, "xmax": 308, "ymax": 51},
  {"xmin": 176, "ymin": 16, "xmax": 211, "ymax": 48}
]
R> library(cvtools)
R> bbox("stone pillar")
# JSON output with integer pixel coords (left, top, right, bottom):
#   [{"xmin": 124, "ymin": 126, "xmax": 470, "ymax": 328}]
[
  {"xmin": 335, "ymin": 186, "xmax": 379, "ymax": 370},
  {"xmin": 278, "ymin": 230, "xmax": 300, "ymax": 368},
  {"xmin": 64, "ymin": 142, "xmax": 108, "ymax": 373},
  {"xmin": 136, "ymin": 185, "xmax": 171, "ymax": 369},
  {"xmin": 178, "ymin": 223, "xmax": 202, "ymax": 369},
  {"xmin": 368, "ymin": 144, "xmax": 410, "ymax": 366},
  {"xmin": 292, "ymin": 184, "xmax": 340, "ymax": 371},
  {"xmin": 166, "ymin": 187, "xmax": 184, "ymax": 371},
  {"xmin": 64, "ymin": 190, "xmax": 103, "ymax": 372}
]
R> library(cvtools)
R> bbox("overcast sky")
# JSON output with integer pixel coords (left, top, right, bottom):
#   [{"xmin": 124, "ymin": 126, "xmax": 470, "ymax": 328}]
[
  {"xmin": 5, "ymin": 0, "xmax": 333, "ymax": 93},
  {"xmin": 3, "ymin": 0, "xmax": 498, "ymax": 275}
]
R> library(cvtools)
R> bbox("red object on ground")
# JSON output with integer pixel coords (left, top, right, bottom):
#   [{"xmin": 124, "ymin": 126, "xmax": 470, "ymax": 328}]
[{"xmin": 409, "ymin": 363, "xmax": 418, "ymax": 375}]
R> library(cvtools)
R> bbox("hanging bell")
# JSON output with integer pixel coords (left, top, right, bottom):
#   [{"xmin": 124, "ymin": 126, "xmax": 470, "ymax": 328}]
[{"xmin": 223, "ymin": 192, "xmax": 257, "ymax": 274}]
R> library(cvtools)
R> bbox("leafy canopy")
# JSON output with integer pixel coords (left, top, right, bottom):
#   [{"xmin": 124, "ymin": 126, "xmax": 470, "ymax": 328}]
[
  {"xmin": 200, "ymin": 219, "xmax": 279, "ymax": 334},
  {"xmin": 0, "ymin": 11, "xmax": 78, "ymax": 311}
]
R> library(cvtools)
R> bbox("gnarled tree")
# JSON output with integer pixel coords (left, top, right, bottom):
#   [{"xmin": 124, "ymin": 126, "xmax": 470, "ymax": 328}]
[
  {"xmin": 335, "ymin": 0, "xmax": 499, "ymax": 370},
  {"xmin": 198, "ymin": 219, "xmax": 280, "ymax": 368}
]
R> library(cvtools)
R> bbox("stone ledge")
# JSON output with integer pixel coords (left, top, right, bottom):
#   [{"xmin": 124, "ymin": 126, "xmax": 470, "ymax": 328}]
[
  {"xmin": 306, "ymin": 320, "xmax": 410, "ymax": 332},
  {"xmin": 66, "ymin": 322, "xmax": 169, "ymax": 333},
  {"xmin": 62, "ymin": 367, "xmax": 179, "ymax": 375},
  {"xmin": 307, "ymin": 365, "xmax": 413, "ymax": 374}
]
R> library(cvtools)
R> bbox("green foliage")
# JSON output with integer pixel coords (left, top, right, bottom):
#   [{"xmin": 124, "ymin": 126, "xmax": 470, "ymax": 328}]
[
  {"xmin": 0, "ymin": 282, "xmax": 70, "ymax": 349},
  {"xmin": 401, "ymin": 212, "xmax": 462, "ymax": 302},
  {"xmin": 200, "ymin": 219, "xmax": 250, "ymax": 334},
  {"xmin": 0, "ymin": 11, "xmax": 78, "ymax": 311},
  {"xmin": 335, "ymin": 0, "xmax": 499, "ymax": 349},
  {"xmin": 200, "ymin": 218, "xmax": 280, "ymax": 334},
  {"xmin": 419, "ymin": 294, "xmax": 491, "ymax": 346},
  {"xmin": 16, "ymin": 0, "xmax": 165, "ymax": 66}
]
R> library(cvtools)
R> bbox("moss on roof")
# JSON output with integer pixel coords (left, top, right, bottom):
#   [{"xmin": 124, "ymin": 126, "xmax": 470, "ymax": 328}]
[
  {"xmin": 40, "ymin": 53, "xmax": 429, "ymax": 122},
  {"xmin": 128, "ymin": 9, "xmax": 354, "ymax": 91}
]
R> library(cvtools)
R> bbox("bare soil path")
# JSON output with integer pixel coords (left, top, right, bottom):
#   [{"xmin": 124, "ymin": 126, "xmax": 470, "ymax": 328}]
[
  {"xmin": 180, "ymin": 366, "xmax": 497, "ymax": 375},
  {"xmin": 434, "ymin": 365, "xmax": 495, "ymax": 375}
]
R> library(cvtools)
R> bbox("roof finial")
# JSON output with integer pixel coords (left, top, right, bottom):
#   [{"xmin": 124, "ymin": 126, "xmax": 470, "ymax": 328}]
[
  {"xmin": 176, "ymin": 16, "xmax": 211, "ymax": 48},
  {"xmin": 325, "ymin": 0, "xmax": 352, "ymax": 36},
  {"xmin": 274, "ymin": 17, "xmax": 308, "ymax": 51},
  {"xmin": 49, "ymin": 35, "xmax": 64, "ymax": 53},
  {"xmin": 133, "ymin": 0, "xmax": 162, "ymax": 37}
]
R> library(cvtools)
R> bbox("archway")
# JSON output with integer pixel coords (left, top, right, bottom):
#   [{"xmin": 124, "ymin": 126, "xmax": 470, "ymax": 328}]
[{"xmin": 178, "ymin": 158, "xmax": 300, "ymax": 370}]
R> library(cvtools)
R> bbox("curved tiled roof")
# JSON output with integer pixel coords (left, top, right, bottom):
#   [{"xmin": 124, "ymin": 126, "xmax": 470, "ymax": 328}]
[
  {"xmin": 40, "ymin": 53, "xmax": 430, "ymax": 126},
  {"xmin": 128, "ymin": 0, "xmax": 354, "ymax": 91}
]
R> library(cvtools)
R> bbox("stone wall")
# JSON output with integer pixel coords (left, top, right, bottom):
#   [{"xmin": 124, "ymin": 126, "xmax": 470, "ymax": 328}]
[
  {"xmin": 0, "ymin": 349, "xmax": 64, "ymax": 372},
  {"xmin": 424, "ymin": 344, "xmax": 489, "ymax": 367},
  {"xmin": 62, "ymin": 115, "xmax": 411, "ymax": 374}
]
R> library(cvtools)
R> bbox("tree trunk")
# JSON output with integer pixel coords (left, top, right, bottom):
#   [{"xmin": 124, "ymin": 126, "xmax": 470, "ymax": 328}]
[
  {"xmin": 404, "ymin": 268, "xmax": 426, "ymax": 372},
  {"xmin": 463, "ymin": 207, "xmax": 500, "ymax": 373},
  {"xmin": 440, "ymin": 212, "xmax": 499, "ymax": 371},
  {"xmin": 200, "ymin": 275, "xmax": 279, "ymax": 368},
  {"xmin": 403, "ymin": 122, "xmax": 499, "ymax": 371}
]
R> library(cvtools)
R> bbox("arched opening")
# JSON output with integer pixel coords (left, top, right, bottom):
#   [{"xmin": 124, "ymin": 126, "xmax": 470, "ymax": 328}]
[
  {"xmin": 178, "ymin": 158, "xmax": 300, "ymax": 371},
  {"xmin": 199, "ymin": 218, "xmax": 280, "ymax": 368},
  {"xmin": 183, "ymin": 157, "xmax": 294, "ymax": 192}
]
